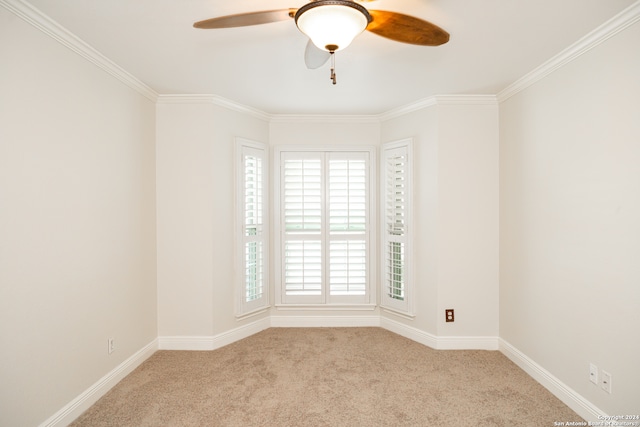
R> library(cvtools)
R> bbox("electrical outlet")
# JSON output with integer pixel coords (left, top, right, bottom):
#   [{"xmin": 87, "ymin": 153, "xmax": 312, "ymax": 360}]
[
  {"xmin": 601, "ymin": 370, "xmax": 612, "ymax": 394},
  {"xmin": 445, "ymin": 309, "xmax": 454, "ymax": 322},
  {"xmin": 108, "ymin": 338, "xmax": 115, "ymax": 355},
  {"xmin": 589, "ymin": 363, "xmax": 598, "ymax": 385}
]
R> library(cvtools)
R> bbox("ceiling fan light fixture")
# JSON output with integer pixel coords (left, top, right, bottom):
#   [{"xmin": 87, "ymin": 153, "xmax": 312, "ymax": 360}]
[{"xmin": 295, "ymin": 1, "xmax": 372, "ymax": 52}]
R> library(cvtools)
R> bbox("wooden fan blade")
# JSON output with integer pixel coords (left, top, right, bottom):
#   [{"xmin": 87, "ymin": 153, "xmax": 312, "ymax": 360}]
[
  {"xmin": 367, "ymin": 10, "xmax": 449, "ymax": 46},
  {"xmin": 194, "ymin": 9, "xmax": 296, "ymax": 29},
  {"xmin": 304, "ymin": 39, "xmax": 331, "ymax": 69}
]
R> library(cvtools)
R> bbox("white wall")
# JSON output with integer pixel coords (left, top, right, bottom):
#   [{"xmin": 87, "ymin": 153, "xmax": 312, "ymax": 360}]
[
  {"xmin": 0, "ymin": 7, "xmax": 157, "ymax": 427},
  {"xmin": 381, "ymin": 101, "xmax": 500, "ymax": 339},
  {"xmin": 156, "ymin": 101, "xmax": 270, "ymax": 338},
  {"xmin": 381, "ymin": 107, "xmax": 440, "ymax": 334},
  {"xmin": 436, "ymin": 103, "xmax": 500, "ymax": 338},
  {"xmin": 269, "ymin": 118, "xmax": 380, "ymax": 147},
  {"xmin": 499, "ymin": 20, "xmax": 640, "ymax": 414}
]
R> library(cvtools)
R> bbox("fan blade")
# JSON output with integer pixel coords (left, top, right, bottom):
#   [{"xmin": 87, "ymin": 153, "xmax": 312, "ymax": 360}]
[
  {"xmin": 194, "ymin": 9, "xmax": 296, "ymax": 29},
  {"xmin": 304, "ymin": 40, "xmax": 331, "ymax": 69},
  {"xmin": 367, "ymin": 10, "xmax": 449, "ymax": 46}
]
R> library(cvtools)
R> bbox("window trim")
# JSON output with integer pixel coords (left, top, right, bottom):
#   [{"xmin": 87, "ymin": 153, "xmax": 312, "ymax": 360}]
[
  {"xmin": 235, "ymin": 138, "xmax": 270, "ymax": 318},
  {"xmin": 273, "ymin": 145, "xmax": 377, "ymax": 308},
  {"xmin": 380, "ymin": 139, "xmax": 414, "ymax": 316}
]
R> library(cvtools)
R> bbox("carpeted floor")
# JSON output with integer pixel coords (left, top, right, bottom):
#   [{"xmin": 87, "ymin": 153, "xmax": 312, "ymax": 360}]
[{"xmin": 70, "ymin": 328, "xmax": 583, "ymax": 426}]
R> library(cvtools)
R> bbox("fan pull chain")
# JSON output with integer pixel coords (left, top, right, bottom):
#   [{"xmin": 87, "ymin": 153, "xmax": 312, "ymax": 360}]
[{"xmin": 330, "ymin": 51, "xmax": 336, "ymax": 85}]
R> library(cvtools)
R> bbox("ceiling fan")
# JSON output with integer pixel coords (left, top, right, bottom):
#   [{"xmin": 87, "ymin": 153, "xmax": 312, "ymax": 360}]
[{"xmin": 194, "ymin": 0, "xmax": 449, "ymax": 84}]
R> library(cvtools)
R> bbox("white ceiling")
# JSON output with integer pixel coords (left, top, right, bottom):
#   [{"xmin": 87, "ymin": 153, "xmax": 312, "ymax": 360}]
[{"xmin": 24, "ymin": 0, "xmax": 636, "ymax": 114}]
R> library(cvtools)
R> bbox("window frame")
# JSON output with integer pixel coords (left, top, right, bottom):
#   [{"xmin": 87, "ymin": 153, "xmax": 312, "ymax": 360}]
[
  {"xmin": 273, "ymin": 146, "xmax": 377, "ymax": 309},
  {"xmin": 235, "ymin": 138, "xmax": 270, "ymax": 318},
  {"xmin": 380, "ymin": 139, "xmax": 414, "ymax": 316}
]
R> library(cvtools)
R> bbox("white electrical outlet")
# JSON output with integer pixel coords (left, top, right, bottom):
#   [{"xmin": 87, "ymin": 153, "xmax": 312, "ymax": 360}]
[
  {"xmin": 108, "ymin": 338, "xmax": 115, "ymax": 355},
  {"xmin": 601, "ymin": 370, "xmax": 612, "ymax": 394},
  {"xmin": 589, "ymin": 363, "xmax": 598, "ymax": 385}
]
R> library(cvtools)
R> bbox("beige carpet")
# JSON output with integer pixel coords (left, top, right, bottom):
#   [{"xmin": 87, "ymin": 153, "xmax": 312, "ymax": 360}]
[{"xmin": 71, "ymin": 328, "xmax": 583, "ymax": 426}]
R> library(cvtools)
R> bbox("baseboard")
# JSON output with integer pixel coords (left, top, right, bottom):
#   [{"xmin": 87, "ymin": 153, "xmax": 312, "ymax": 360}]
[
  {"xmin": 269, "ymin": 315, "xmax": 381, "ymax": 328},
  {"xmin": 499, "ymin": 338, "xmax": 605, "ymax": 422},
  {"xmin": 39, "ymin": 338, "xmax": 158, "ymax": 427},
  {"xmin": 437, "ymin": 335, "xmax": 499, "ymax": 350},
  {"xmin": 158, "ymin": 316, "xmax": 271, "ymax": 350},
  {"xmin": 380, "ymin": 316, "xmax": 438, "ymax": 348},
  {"xmin": 380, "ymin": 317, "xmax": 499, "ymax": 350}
]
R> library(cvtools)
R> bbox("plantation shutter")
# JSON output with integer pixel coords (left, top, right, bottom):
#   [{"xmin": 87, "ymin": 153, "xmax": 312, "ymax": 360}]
[
  {"xmin": 279, "ymin": 150, "xmax": 371, "ymax": 305},
  {"xmin": 328, "ymin": 155, "xmax": 368, "ymax": 298},
  {"xmin": 282, "ymin": 154, "xmax": 324, "ymax": 302},
  {"xmin": 237, "ymin": 140, "xmax": 269, "ymax": 316},
  {"xmin": 381, "ymin": 141, "xmax": 412, "ymax": 314}
]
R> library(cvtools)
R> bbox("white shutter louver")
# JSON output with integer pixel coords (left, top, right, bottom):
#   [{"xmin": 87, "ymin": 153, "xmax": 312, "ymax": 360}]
[
  {"xmin": 386, "ymin": 154, "xmax": 406, "ymax": 237},
  {"xmin": 329, "ymin": 160, "xmax": 367, "ymax": 234},
  {"xmin": 282, "ymin": 156, "xmax": 324, "ymax": 300},
  {"xmin": 284, "ymin": 159, "xmax": 322, "ymax": 234},
  {"xmin": 328, "ymin": 157, "xmax": 368, "ymax": 298},
  {"xmin": 244, "ymin": 154, "xmax": 264, "ymax": 302},
  {"xmin": 329, "ymin": 240, "xmax": 366, "ymax": 296},
  {"xmin": 244, "ymin": 155, "xmax": 263, "ymax": 237},
  {"xmin": 385, "ymin": 152, "xmax": 406, "ymax": 301},
  {"xmin": 381, "ymin": 141, "xmax": 412, "ymax": 314},
  {"xmin": 284, "ymin": 240, "xmax": 322, "ymax": 296},
  {"xmin": 386, "ymin": 241, "xmax": 404, "ymax": 300},
  {"xmin": 245, "ymin": 241, "xmax": 264, "ymax": 301},
  {"xmin": 236, "ymin": 140, "xmax": 269, "ymax": 316}
]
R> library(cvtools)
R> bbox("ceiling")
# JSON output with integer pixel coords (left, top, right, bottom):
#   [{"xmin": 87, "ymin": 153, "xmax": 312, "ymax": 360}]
[{"xmin": 24, "ymin": 0, "xmax": 636, "ymax": 115}]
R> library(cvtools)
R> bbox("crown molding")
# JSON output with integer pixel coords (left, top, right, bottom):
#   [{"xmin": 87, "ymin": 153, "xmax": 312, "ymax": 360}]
[
  {"xmin": 378, "ymin": 97, "xmax": 439, "ymax": 122},
  {"xmin": 269, "ymin": 114, "xmax": 381, "ymax": 124},
  {"xmin": 1, "ymin": 0, "xmax": 159, "ymax": 102},
  {"xmin": 156, "ymin": 94, "xmax": 271, "ymax": 122},
  {"xmin": 155, "ymin": 94, "xmax": 220, "ymax": 105},
  {"xmin": 497, "ymin": 0, "xmax": 640, "ymax": 102},
  {"xmin": 378, "ymin": 95, "xmax": 498, "ymax": 122},
  {"xmin": 434, "ymin": 95, "xmax": 499, "ymax": 106},
  {"xmin": 156, "ymin": 95, "xmax": 499, "ymax": 124}
]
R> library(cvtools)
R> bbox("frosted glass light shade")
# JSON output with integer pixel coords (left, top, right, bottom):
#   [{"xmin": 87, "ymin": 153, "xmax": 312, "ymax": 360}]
[{"xmin": 295, "ymin": 2, "xmax": 371, "ymax": 52}]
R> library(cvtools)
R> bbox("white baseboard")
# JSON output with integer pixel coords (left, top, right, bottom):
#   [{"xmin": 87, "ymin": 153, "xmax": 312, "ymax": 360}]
[
  {"xmin": 380, "ymin": 316, "xmax": 499, "ymax": 350},
  {"xmin": 269, "ymin": 315, "xmax": 381, "ymax": 328},
  {"xmin": 39, "ymin": 338, "xmax": 158, "ymax": 427},
  {"xmin": 380, "ymin": 316, "xmax": 438, "ymax": 348},
  {"xmin": 499, "ymin": 338, "xmax": 605, "ymax": 422},
  {"xmin": 158, "ymin": 316, "xmax": 271, "ymax": 351},
  {"xmin": 158, "ymin": 313, "xmax": 494, "ymax": 352},
  {"xmin": 436, "ymin": 335, "xmax": 499, "ymax": 350}
]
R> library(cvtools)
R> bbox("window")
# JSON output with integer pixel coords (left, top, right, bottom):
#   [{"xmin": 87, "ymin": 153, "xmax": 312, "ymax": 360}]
[
  {"xmin": 275, "ymin": 148, "xmax": 376, "ymax": 307},
  {"xmin": 236, "ymin": 138, "xmax": 269, "ymax": 317},
  {"xmin": 381, "ymin": 139, "xmax": 413, "ymax": 315}
]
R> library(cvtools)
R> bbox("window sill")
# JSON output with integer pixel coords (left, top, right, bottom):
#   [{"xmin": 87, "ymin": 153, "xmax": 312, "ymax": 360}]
[
  {"xmin": 275, "ymin": 304, "xmax": 377, "ymax": 311},
  {"xmin": 381, "ymin": 306, "xmax": 416, "ymax": 320},
  {"xmin": 235, "ymin": 306, "xmax": 271, "ymax": 320}
]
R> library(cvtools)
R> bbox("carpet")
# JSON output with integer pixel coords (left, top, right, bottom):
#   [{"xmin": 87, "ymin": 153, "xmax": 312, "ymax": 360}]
[{"xmin": 70, "ymin": 327, "xmax": 583, "ymax": 426}]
